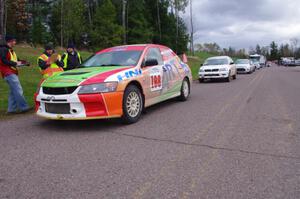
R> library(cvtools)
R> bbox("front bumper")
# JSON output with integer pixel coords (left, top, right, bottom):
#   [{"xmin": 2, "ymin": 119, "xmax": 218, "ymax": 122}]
[
  {"xmin": 198, "ymin": 71, "xmax": 229, "ymax": 79},
  {"xmin": 237, "ymin": 67, "xmax": 250, "ymax": 73},
  {"xmin": 35, "ymin": 90, "xmax": 123, "ymax": 120}
]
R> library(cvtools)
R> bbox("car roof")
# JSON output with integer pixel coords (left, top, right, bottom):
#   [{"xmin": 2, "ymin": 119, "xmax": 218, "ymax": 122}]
[
  {"xmin": 96, "ymin": 44, "xmax": 169, "ymax": 54},
  {"xmin": 207, "ymin": 56, "xmax": 231, "ymax": 60}
]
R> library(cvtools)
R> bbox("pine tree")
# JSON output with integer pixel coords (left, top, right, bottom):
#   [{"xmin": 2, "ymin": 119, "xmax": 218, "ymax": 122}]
[
  {"xmin": 50, "ymin": 0, "xmax": 86, "ymax": 47},
  {"xmin": 90, "ymin": 0, "xmax": 123, "ymax": 49}
]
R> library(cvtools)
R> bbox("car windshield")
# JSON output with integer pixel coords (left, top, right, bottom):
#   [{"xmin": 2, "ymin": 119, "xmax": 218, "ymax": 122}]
[
  {"xmin": 235, "ymin": 59, "xmax": 249, "ymax": 64},
  {"xmin": 204, "ymin": 58, "xmax": 228, "ymax": 66},
  {"xmin": 81, "ymin": 50, "xmax": 142, "ymax": 67}
]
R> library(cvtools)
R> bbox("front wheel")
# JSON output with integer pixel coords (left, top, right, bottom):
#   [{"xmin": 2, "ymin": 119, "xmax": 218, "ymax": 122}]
[
  {"xmin": 178, "ymin": 78, "xmax": 190, "ymax": 101},
  {"xmin": 122, "ymin": 85, "xmax": 143, "ymax": 124}
]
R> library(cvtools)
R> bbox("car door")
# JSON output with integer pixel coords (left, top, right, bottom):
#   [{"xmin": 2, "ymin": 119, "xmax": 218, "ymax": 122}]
[{"xmin": 141, "ymin": 47, "xmax": 165, "ymax": 106}]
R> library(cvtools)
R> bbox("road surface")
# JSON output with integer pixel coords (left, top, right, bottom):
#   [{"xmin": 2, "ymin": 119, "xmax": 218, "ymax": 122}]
[{"xmin": 0, "ymin": 66, "xmax": 299, "ymax": 199}]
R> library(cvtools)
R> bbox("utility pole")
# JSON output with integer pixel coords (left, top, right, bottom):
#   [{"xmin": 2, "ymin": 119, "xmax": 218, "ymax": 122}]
[
  {"xmin": 157, "ymin": 0, "xmax": 161, "ymax": 42},
  {"xmin": 0, "ymin": 0, "xmax": 6, "ymax": 42},
  {"xmin": 175, "ymin": 0, "xmax": 179, "ymax": 53},
  {"xmin": 122, "ymin": 0, "xmax": 127, "ymax": 44},
  {"xmin": 60, "ymin": 0, "xmax": 64, "ymax": 48},
  {"xmin": 190, "ymin": 0, "xmax": 194, "ymax": 55}
]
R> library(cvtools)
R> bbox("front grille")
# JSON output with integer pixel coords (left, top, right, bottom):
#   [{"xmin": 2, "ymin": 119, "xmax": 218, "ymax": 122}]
[
  {"xmin": 205, "ymin": 74, "xmax": 219, "ymax": 77},
  {"xmin": 45, "ymin": 103, "xmax": 70, "ymax": 114},
  {"xmin": 237, "ymin": 68, "xmax": 246, "ymax": 72},
  {"xmin": 43, "ymin": 87, "xmax": 78, "ymax": 95},
  {"xmin": 205, "ymin": 69, "xmax": 219, "ymax": 72}
]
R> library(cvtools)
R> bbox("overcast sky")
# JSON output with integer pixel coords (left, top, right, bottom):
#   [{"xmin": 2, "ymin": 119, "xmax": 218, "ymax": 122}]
[{"xmin": 183, "ymin": 0, "xmax": 300, "ymax": 50}]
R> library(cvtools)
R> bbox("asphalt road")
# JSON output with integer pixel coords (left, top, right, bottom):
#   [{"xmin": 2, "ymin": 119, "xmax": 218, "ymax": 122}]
[{"xmin": 0, "ymin": 66, "xmax": 299, "ymax": 199}]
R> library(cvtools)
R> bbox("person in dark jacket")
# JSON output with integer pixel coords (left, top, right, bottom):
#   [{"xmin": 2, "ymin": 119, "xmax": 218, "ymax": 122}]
[
  {"xmin": 0, "ymin": 35, "xmax": 31, "ymax": 114},
  {"xmin": 61, "ymin": 43, "xmax": 82, "ymax": 71}
]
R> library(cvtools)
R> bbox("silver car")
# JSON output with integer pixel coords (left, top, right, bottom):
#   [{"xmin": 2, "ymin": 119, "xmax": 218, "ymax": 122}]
[
  {"xmin": 235, "ymin": 59, "xmax": 255, "ymax": 74},
  {"xmin": 199, "ymin": 56, "xmax": 237, "ymax": 83}
]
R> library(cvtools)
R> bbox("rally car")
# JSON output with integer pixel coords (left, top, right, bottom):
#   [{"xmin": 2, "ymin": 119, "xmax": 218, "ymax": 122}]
[{"xmin": 35, "ymin": 44, "xmax": 192, "ymax": 123}]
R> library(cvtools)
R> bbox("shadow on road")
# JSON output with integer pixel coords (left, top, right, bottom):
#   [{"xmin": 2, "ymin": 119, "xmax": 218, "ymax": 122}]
[{"xmin": 36, "ymin": 98, "xmax": 181, "ymax": 133}]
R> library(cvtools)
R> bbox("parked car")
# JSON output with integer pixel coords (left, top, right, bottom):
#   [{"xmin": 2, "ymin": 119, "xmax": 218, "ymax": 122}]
[
  {"xmin": 35, "ymin": 44, "xmax": 192, "ymax": 123},
  {"xmin": 295, "ymin": 59, "xmax": 300, "ymax": 66},
  {"xmin": 253, "ymin": 60, "xmax": 261, "ymax": 70},
  {"xmin": 198, "ymin": 56, "xmax": 237, "ymax": 82},
  {"xmin": 250, "ymin": 54, "xmax": 266, "ymax": 67},
  {"xmin": 235, "ymin": 59, "xmax": 255, "ymax": 74}
]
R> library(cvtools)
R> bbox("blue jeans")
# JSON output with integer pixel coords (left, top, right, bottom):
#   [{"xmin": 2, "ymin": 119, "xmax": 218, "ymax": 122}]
[{"xmin": 4, "ymin": 74, "xmax": 29, "ymax": 112}]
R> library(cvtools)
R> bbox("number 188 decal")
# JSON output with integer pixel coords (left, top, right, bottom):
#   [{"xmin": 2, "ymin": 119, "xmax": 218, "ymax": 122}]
[
  {"xmin": 150, "ymin": 69, "xmax": 162, "ymax": 92},
  {"xmin": 151, "ymin": 75, "xmax": 162, "ymax": 91}
]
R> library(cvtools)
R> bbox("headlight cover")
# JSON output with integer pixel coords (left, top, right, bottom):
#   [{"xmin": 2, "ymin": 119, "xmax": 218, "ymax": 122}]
[
  {"xmin": 199, "ymin": 68, "xmax": 204, "ymax": 72},
  {"xmin": 219, "ymin": 68, "xmax": 228, "ymax": 72},
  {"xmin": 78, "ymin": 82, "xmax": 118, "ymax": 94}
]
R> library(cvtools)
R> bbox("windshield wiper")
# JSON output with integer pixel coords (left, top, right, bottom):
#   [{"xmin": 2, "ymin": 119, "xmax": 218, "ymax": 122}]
[
  {"xmin": 99, "ymin": 64, "xmax": 123, "ymax": 67},
  {"xmin": 77, "ymin": 64, "xmax": 124, "ymax": 68}
]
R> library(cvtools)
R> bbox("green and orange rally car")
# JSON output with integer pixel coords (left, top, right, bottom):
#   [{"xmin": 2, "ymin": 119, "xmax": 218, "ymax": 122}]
[{"xmin": 35, "ymin": 44, "xmax": 192, "ymax": 123}]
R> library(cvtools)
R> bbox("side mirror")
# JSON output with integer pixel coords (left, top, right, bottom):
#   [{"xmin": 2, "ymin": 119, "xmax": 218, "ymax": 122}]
[
  {"xmin": 200, "ymin": 63, "xmax": 203, "ymax": 66},
  {"xmin": 144, "ymin": 59, "xmax": 159, "ymax": 67}
]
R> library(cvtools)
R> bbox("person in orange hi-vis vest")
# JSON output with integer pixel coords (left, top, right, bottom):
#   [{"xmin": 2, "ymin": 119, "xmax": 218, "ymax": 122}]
[{"xmin": 37, "ymin": 44, "xmax": 64, "ymax": 79}]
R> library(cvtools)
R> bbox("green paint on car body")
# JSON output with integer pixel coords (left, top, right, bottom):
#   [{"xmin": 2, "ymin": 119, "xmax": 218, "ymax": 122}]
[{"xmin": 41, "ymin": 66, "xmax": 124, "ymax": 88}]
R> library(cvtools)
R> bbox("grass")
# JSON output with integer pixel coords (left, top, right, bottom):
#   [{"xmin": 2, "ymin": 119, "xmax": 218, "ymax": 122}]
[{"xmin": 0, "ymin": 45, "xmax": 215, "ymax": 116}]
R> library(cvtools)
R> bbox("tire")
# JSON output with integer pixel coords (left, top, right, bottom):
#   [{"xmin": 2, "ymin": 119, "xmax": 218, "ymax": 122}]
[
  {"xmin": 199, "ymin": 78, "xmax": 204, "ymax": 83},
  {"xmin": 178, "ymin": 78, "xmax": 190, "ymax": 101},
  {"xmin": 122, "ymin": 85, "xmax": 143, "ymax": 124}
]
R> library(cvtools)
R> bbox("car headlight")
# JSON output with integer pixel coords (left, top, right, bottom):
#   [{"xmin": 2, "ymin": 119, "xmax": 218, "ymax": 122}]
[
  {"xmin": 78, "ymin": 82, "xmax": 118, "ymax": 94},
  {"xmin": 219, "ymin": 68, "xmax": 228, "ymax": 71},
  {"xmin": 199, "ymin": 68, "xmax": 204, "ymax": 72}
]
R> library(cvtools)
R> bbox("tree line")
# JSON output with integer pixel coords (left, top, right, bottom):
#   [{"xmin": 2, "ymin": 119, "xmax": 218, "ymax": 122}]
[
  {"xmin": 194, "ymin": 43, "xmax": 248, "ymax": 58},
  {"xmin": 0, "ymin": 0, "xmax": 189, "ymax": 53},
  {"xmin": 194, "ymin": 39, "xmax": 300, "ymax": 60}
]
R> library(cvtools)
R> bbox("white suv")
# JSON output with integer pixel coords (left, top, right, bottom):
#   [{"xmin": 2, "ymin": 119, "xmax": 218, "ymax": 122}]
[{"xmin": 199, "ymin": 56, "xmax": 237, "ymax": 83}]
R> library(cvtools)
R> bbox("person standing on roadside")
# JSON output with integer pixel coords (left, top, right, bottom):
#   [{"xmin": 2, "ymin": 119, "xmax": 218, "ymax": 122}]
[
  {"xmin": 37, "ymin": 44, "xmax": 64, "ymax": 78},
  {"xmin": 0, "ymin": 35, "xmax": 31, "ymax": 114},
  {"xmin": 61, "ymin": 43, "xmax": 82, "ymax": 71}
]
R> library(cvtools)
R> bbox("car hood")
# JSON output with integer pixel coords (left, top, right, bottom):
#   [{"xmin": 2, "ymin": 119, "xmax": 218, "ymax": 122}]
[
  {"xmin": 41, "ymin": 66, "xmax": 130, "ymax": 88},
  {"xmin": 201, "ymin": 65, "xmax": 230, "ymax": 69},
  {"xmin": 236, "ymin": 64, "xmax": 250, "ymax": 68}
]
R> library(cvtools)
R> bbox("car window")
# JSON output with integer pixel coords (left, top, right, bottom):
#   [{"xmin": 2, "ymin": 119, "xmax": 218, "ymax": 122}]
[
  {"xmin": 81, "ymin": 50, "xmax": 142, "ymax": 67},
  {"xmin": 144, "ymin": 48, "xmax": 163, "ymax": 65},
  {"xmin": 236, "ymin": 59, "xmax": 249, "ymax": 64}
]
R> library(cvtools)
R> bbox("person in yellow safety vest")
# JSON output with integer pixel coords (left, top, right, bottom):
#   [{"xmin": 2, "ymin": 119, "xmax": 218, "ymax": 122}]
[
  {"xmin": 37, "ymin": 44, "xmax": 64, "ymax": 78},
  {"xmin": 61, "ymin": 43, "xmax": 83, "ymax": 71},
  {"xmin": 0, "ymin": 35, "xmax": 32, "ymax": 114}
]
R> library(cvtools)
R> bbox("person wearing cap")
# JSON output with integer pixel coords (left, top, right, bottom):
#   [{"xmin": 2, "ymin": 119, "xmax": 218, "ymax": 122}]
[
  {"xmin": 37, "ymin": 44, "xmax": 64, "ymax": 78},
  {"xmin": 61, "ymin": 43, "xmax": 82, "ymax": 71},
  {"xmin": 0, "ymin": 35, "xmax": 31, "ymax": 114}
]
